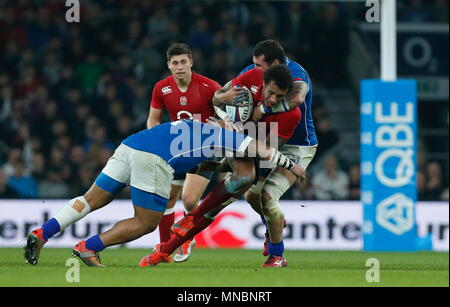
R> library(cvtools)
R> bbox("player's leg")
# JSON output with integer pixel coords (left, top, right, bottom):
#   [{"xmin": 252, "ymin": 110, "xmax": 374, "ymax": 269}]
[
  {"xmin": 98, "ymin": 194, "xmax": 166, "ymax": 246},
  {"xmin": 76, "ymin": 188, "xmax": 168, "ymax": 267},
  {"xmin": 174, "ymin": 172, "xmax": 211, "ymax": 262},
  {"xmin": 171, "ymin": 157, "xmax": 255, "ymax": 238},
  {"xmin": 158, "ymin": 180, "xmax": 183, "ymax": 243},
  {"xmin": 259, "ymin": 145, "xmax": 316, "ymax": 267},
  {"xmin": 140, "ymin": 158, "xmax": 256, "ymax": 267},
  {"xmin": 181, "ymin": 173, "xmax": 210, "ymax": 212},
  {"xmin": 258, "ymin": 168, "xmax": 294, "ymax": 267},
  {"xmin": 24, "ymin": 145, "xmax": 130, "ymax": 265},
  {"xmin": 76, "ymin": 149, "xmax": 173, "ymax": 267}
]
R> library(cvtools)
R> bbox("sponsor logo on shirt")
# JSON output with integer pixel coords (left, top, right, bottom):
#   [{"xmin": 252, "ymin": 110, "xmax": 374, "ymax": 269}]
[
  {"xmin": 250, "ymin": 85, "xmax": 259, "ymax": 94},
  {"xmin": 162, "ymin": 86, "xmax": 172, "ymax": 95}
]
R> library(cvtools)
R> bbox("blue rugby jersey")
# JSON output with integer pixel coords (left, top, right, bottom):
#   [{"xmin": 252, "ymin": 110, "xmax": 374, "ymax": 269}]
[
  {"xmin": 240, "ymin": 57, "xmax": 318, "ymax": 146},
  {"xmin": 122, "ymin": 120, "xmax": 251, "ymax": 175}
]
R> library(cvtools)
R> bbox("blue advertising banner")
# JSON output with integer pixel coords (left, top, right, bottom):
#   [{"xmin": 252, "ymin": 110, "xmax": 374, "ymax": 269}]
[{"xmin": 361, "ymin": 79, "xmax": 418, "ymax": 251}]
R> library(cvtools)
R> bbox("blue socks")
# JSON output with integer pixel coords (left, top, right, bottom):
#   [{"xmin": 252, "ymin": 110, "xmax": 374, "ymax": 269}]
[
  {"xmin": 268, "ymin": 241, "xmax": 284, "ymax": 257},
  {"xmin": 42, "ymin": 218, "xmax": 105, "ymax": 252},
  {"xmin": 42, "ymin": 218, "xmax": 61, "ymax": 240},
  {"xmin": 85, "ymin": 235, "xmax": 105, "ymax": 252}
]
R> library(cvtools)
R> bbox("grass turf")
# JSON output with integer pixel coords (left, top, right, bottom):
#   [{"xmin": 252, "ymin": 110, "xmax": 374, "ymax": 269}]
[{"xmin": 0, "ymin": 248, "xmax": 447, "ymax": 287}]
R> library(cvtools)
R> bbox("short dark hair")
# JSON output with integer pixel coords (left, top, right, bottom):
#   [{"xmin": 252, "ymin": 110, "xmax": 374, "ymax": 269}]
[
  {"xmin": 253, "ymin": 40, "xmax": 286, "ymax": 65},
  {"xmin": 166, "ymin": 43, "xmax": 192, "ymax": 61},
  {"xmin": 263, "ymin": 64, "xmax": 293, "ymax": 91}
]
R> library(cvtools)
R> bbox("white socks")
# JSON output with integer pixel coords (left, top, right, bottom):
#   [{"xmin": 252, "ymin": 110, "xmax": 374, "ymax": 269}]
[{"xmin": 54, "ymin": 196, "xmax": 91, "ymax": 231}]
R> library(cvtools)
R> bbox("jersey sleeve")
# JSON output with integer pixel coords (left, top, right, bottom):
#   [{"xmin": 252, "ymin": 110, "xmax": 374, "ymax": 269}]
[
  {"xmin": 290, "ymin": 63, "xmax": 309, "ymax": 83},
  {"xmin": 150, "ymin": 82, "xmax": 164, "ymax": 109},
  {"xmin": 239, "ymin": 64, "xmax": 256, "ymax": 76},
  {"xmin": 207, "ymin": 79, "xmax": 222, "ymax": 97}
]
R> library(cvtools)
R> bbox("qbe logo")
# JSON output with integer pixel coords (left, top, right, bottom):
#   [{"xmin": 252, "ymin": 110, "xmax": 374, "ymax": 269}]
[{"xmin": 373, "ymin": 101, "xmax": 415, "ymax": 235}]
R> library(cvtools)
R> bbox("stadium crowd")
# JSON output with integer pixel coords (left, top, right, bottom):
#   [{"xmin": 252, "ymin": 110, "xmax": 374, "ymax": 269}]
[{"xmin": 0, "ymin": 0, "xmax": 448, "ymax": 201}]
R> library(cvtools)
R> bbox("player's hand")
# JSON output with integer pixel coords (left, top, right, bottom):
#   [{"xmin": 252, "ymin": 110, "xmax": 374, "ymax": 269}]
[
  {"xmin": 223, "ymin": 86, "xmax": 247, "ymax": 106},
  {"xmin": 290, "ymin": 164, "xmax": 306, "ymax": 184},
  {"xmin": 251, "ymin": 105, "xmax": 264, "ymax": 122}
]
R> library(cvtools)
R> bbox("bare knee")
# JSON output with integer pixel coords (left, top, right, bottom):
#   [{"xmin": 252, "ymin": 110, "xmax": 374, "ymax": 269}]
[
  {"xmin": 182, "ymin": 194, "xmax": 198, "ymax": 212},
  {"xmin": 226, "ymin": 172, "xmax": 255, "ymax": 195}
]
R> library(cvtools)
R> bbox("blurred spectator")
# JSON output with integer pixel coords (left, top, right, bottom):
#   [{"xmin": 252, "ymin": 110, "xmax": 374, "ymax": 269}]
[
  {"xmin": 348, "ymin": 164, "xmax": 360, "ymax": 200},
  {"xmin": 315, "ymin": 116, "xmax": 339, "ymax": 159},
  {"xmin": 424, "ymin": 161, "xmax": 444, "ymax": 200},
  {"xmin": 38, "ymin": 167, "xmax": 70, "ymax": 199},
  {"xmin": 288, "ymin": 177, "xmax": 314, "ymax": 201},
  {"xmin": 0, "ymin": 0, "xmax": 447, "ymax": 200},
  {"xmin": 308, "ymin": 3, "xmax": 349, "ymax": 86},
  {"xmin": 312, "ymin": 155, "xmax": 349, "ymax": 200},
  {"xmin": 2, "ymin": 147, "xmax": 25, "ymax": 177},
  {"xmin": 0, "ymin": 169, "xmax": 20, "ymax": 199},
  {"xmin": 7, "ymin": 160, "xmax": 38, "ymax": 198}
]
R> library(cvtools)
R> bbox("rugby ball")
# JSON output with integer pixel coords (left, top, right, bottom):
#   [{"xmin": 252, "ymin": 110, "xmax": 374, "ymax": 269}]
[{"xmin": 225, "ymin": 86, "xmax": 254, "ymax": 123}]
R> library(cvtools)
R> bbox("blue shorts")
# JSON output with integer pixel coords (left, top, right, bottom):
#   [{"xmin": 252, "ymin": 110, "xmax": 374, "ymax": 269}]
[{"xmin": 95, "ymin": 173, "xmax": 168, "ymax": 212}]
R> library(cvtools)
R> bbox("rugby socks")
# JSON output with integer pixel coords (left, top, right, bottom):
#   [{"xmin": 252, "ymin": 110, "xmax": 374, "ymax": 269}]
[
  {"xmin": 268, "ymin": 241, "xmax": 284, "ymax": 257},
  {"xmin": 160, "ymin": 215, "xmax": 213, "ymax": 255},
  {"xmin": 41, "ymin": 218, "xmax": 61, "ymax": 240},
  {"xmin": 158, "ymin": 209, "xmax": 175, "ymax": 243},
  {"xmin": 54, "ymin": 196, "xmax": 91, "ymax": 231},
  {"xmin": 85, "ymin": 235, "xmax": 105, "ymax": 252}
]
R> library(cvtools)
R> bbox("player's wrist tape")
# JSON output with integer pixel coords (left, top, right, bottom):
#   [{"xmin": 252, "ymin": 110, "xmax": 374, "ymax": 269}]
[
  {"xmin": 270, "ymin": 149, "xmax": 295, "ymax": 170},
  {"xmin": 260, "ymin": 104, "xmax": 274, "ymax": 115}
]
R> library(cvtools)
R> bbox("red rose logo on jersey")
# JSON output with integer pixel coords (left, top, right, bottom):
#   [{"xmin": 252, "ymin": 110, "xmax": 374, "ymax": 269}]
[
  {"xmin": 175, "ymin": 211, "xmax": 247, "ymax": 248},
  {"xmin": 180, "ymin": 96, "xmax": 188, "ymax": 106}
]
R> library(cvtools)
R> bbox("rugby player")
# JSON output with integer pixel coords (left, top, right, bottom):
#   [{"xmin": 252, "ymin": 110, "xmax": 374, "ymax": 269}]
[
  {"xmin": 147, "ymin": 43, "xmax": 222, "ymax": 262},
  {"xmin": 242, "ymin": 40, "xmax": 318, "ymax": 267},
  {"xmin": 24, "ymin": 119, "xmax": 305, "ymax": 267},
  {"xmin": 139, "ymin": 64, "xmax": 301, "ymax": 267}
]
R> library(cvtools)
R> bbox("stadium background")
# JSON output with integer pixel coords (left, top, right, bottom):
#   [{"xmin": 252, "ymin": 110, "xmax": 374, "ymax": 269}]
[{"xmin": 0, "ymin": 0, "xmax": 448, "ymax": 248}]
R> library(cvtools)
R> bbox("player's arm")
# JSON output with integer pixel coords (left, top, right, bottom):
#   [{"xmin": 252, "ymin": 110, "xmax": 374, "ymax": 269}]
[
  {"xmin": 244, "ymin": 138, "xmax": 305, "ymax": 181},
  {"xmin": 252, "ymin": 81, "xmax": 308, "ymax": 121},
  {"xmin": 212, "ymin": 81, "xmax": 245, "ymax": 130},
  {"xmin": 147, "ymin": 83, "xmax": 165, "ymax": 128},
  {"xmin": 147, "ymin": 107, "xmax": 163, "ymax": 128},
  {"xmin": 213, "ymin": 81, "xmax": 248, "ymax": 107}
]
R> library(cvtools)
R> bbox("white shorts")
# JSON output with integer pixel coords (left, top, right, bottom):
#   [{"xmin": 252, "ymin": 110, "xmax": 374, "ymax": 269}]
[
  {"xmin": 250, "ymin": 144, "xmax": 317, "ymax": 198},
  {"xmin": 101, "ymin": 144, "xmax": 174, "ymax": 199}
]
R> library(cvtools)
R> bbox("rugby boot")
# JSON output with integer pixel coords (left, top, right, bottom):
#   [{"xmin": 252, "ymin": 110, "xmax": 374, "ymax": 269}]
[
  {"xmin": 24, "ymin": 229, "xmax": 47, "ymax": 265},
  {"xmin": 173, "ymin": 238, "xmax": 196, "ymax": 263},
  {"xmin": 72, "ymin": 240, "xmax": 105, "ymax": 267},
  {"xmin": 171, "ymin": 215, "xmax": 194, "ymax": 238},
  {"xmin": 139, "ymin": 244, "xmax": 173, "ymax": 267}
]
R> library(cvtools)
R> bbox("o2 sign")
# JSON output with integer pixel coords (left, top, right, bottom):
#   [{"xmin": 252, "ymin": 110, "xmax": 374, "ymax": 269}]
[{"xmin": 361, "ymin": 79, "xmax": 418, "ymax": 251}]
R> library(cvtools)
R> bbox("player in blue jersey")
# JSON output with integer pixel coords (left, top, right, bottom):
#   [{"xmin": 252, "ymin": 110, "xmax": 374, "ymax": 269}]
[
  {"xmin": 24, "ymin": 119, "xmax": 305, "ymax": 267},
  {"xmin": 240, "ymin": 40, "xmax": 318, "ymax": 266}
]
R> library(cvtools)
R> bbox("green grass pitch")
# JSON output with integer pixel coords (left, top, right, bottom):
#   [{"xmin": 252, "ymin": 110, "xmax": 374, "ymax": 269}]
[{"xmin": 0, "ymin": 248, "xmax": 447, "ymax": 287}]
